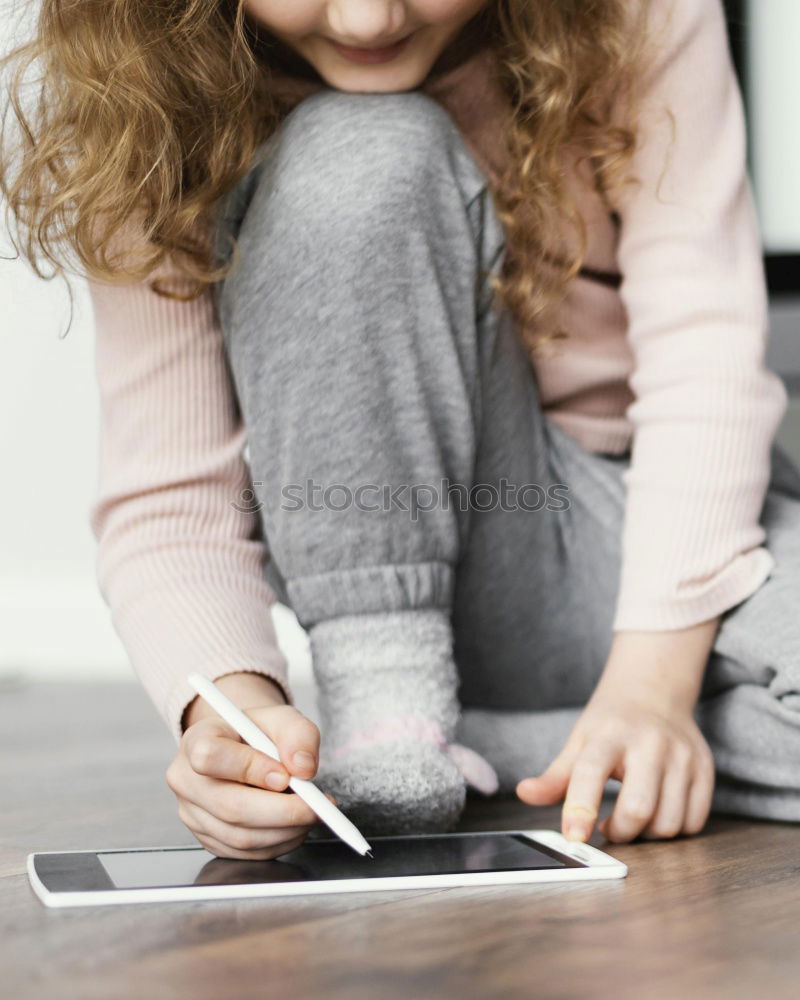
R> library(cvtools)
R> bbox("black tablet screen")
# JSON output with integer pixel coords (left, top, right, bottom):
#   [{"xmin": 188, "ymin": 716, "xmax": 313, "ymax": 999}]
[{"xmin": 93, "ymin": 833, "xmax": 584, "ymax": 890}]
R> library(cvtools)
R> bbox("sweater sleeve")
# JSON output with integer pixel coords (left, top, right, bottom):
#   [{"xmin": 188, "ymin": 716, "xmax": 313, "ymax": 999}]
[
  {"xmin": 611, "ymin": 0, "xmax": 788, "ymax": 631},
  {"xmin": 87, "ymin": 243, "xmax": 291, "ymax": 743}
]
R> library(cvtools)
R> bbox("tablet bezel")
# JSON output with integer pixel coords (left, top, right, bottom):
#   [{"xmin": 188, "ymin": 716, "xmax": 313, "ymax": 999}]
[{"xmin": 27, "ymin": 829, "xmax": 627, "ymax": 908}]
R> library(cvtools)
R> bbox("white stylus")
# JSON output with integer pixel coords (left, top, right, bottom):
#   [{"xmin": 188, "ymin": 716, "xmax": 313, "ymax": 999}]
[{"xmin": 186, "ymin": 673, "xmax": 373, "ymax": 858}]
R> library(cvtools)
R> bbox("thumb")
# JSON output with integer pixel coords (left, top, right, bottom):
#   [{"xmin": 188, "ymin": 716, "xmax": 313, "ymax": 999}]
[{"xmin": 516, "ymin": 753, "xmax": 574, "ymax": 806}]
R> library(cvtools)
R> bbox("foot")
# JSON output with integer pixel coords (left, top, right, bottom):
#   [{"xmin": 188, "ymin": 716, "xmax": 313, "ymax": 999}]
[
  {"xmin": 317, "ymin": 735, "xmax": 467, "ymax": 835},
  {"xmin": 308, "ymin": 609, "xmax": 469, "ymax": 835}
]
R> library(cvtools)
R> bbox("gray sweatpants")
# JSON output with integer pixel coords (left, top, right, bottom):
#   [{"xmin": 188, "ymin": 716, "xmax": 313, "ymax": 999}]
[{"xmin": 212, "ymin": 88, "xmax": 800, "ymax": 821}]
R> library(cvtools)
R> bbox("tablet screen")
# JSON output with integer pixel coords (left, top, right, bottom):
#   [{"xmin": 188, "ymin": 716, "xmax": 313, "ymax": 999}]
[{"xmin": 96, "ymin": 833, "xmax": 584, "ymax": 890}]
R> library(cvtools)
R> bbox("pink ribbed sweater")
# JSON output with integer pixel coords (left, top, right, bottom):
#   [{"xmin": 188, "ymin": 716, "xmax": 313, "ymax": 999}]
[{"xmin": 87, "ymin": 0, "xmax": 787, "ymax": 741}]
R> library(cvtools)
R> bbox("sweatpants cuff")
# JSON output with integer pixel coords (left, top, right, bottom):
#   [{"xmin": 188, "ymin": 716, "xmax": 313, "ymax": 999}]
[{"xmin": 285, "ymin": 561, "xmax": 453, "ymax": 627}]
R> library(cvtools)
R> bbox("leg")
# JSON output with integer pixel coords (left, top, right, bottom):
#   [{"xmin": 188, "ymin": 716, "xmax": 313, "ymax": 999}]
[
  {"xmin": 458, "ymin": 437, "xmax": 800, "ymax": 815},
  {"xmin": 696, "ymin": 445, "xmax": 800, "ymax": 821},
  {"xmin": 213, "ymin": 87, "xmax": 644, "ymax": 816},
  {"xmin": 454, "ymin": 416, "xmax": 632, "ymax": 791},
  {"xmin": 214, "ymin": 87, "xmax": 519, "ymax": 833}
]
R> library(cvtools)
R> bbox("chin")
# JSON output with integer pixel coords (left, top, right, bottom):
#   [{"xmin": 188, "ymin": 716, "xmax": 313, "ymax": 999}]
[
  {"xmin": 329, "ymin": 76, "xmax": 424, "ymax": 94},
  {"xmin": 317, "ymin": 65, "xmax": 429, "ymax": 94}
]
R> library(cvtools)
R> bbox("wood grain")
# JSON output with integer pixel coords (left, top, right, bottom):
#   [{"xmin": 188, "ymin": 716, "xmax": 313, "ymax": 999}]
[{"xmin": 2, "ymin": 681, "xmax": 799, "ymax": 1000}]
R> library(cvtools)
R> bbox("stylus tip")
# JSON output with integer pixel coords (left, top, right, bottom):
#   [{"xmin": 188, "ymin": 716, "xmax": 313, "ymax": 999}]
[{"xmin": 365, "ymin": 850, "xmax": 374, "ymax": 859}]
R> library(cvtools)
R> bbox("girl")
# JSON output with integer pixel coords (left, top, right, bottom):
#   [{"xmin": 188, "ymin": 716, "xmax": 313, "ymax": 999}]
[{"xmin": 4, "ymin": 0, "xmax": 800, "ymax": 861}]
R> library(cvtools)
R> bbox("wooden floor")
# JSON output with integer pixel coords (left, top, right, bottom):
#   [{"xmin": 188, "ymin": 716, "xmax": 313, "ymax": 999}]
[{"xmin": 2, "ymin": 680, "xmax": 799, "ymax": 1000}]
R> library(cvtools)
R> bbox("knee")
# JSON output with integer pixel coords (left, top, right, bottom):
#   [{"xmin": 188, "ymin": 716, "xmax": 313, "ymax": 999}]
[{"xmin": 249, "ymin": 89, "xmax": 464, "ymax": 232}]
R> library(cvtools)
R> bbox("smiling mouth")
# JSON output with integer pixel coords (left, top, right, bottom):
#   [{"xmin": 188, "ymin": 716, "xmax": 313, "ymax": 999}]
[
  {"xmin": 338, "ymin": 35, "xmax": 412, "ymax": 51},
  {"xmin": 328, "ymin": 31, "xmax": 415, "ymax": 63},
  {"xmin": 328, "ymin": 31, "xmax": 414, "ymax": 52}
]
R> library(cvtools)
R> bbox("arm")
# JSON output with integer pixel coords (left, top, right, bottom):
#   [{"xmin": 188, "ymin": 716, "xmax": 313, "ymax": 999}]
[
  {"xmin": 519, "ymin": 614, "xmax": 720, "ymax": 842},
  {"xmin": 88, "ymin": 219, "xmax": 292, "ymax": 743},
  {"xmin": 611, "ymin": 0, "xmax": 787, "ymax": 632},
  {"xmin": 519, "ymin": 0, "xmax": 786, "ymax": 841},
  {"xmin": 602, "ymin": 617, "xmax": 721, "ymax": 717},
  {"xmin": 182, "ymin": 671, "xmax": 287, "ymax": 730}
]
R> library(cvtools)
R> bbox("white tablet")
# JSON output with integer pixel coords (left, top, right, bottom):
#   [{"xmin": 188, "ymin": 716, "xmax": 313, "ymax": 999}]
[{"xmin": 28, "ymin": 829, "xmax": 626, "ymax": 908}]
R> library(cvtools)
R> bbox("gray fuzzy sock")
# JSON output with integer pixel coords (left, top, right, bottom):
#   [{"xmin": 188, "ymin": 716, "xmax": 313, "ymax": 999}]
[{"xmin": 309, "ymin": 608, "xmax": 467, "ymax": 836}]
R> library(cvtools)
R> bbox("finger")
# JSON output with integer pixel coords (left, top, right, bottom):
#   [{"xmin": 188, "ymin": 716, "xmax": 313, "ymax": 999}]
[
  {"xmin": 185, "ymin": 797, "xmax": 314, "ymax": 853},
  {"xmin": 516, "ymin": 741, "xmax": 582, "ymax": 806},
  {"xmin": 683, "ymin": 748, "xmax": 716, "ymax": 835},
  {"xmin": 179, "ymin": 796, "xmax": 308, "ymax": 843},
  {"xmin": 641, "ymin": 750, "xmax": 692, "ymax": 840},
  {"xmin": 179, "ymin": 773, "xmax": 322, "ymax": 830},
  {"xmin": 183, "ymin": 721, "xmax": 290, "ymax": 791},
  {"xmin": 604, "ymin": 740, "xmax": 664, "ymax": 843},
  {"xmin": 562, "ymin": 742, "xmax": 620, "ymax": 841},
  {"xmin": 195, "ymin": 828, "xmax": 309, "ymax": 862},
  {"xmin": 178, "ymin": 792, "xmax": 338, "ymax": 836},
  {"xmin": 255, "ymin": 705, "xmax": 321, "ymax": 779}
]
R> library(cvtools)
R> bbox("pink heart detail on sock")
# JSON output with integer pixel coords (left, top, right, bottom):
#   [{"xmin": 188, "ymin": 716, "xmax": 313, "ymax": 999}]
[{"xmin": 324, "ymin": 713, "xmax": 499, "ymax": 796}]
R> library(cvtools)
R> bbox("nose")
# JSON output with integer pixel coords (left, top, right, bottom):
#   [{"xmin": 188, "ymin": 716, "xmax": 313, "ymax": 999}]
[{"xmin": 327, "ymin": 0, "xmax": 408, "ymax": 47}]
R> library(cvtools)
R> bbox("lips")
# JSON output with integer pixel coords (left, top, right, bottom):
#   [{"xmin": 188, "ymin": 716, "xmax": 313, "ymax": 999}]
[{"xmin": 329, "ymin": 32, "xmax": 414, "ymax": 65}]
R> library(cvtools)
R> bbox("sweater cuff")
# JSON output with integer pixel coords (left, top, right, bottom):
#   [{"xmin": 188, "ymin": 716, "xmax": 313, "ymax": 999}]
[
  {"xmin": 611, "ymin": 546, "xmax": 775, "ymax": 632},
  {"xmin": 166, "ymin": 662, "xmax": 293, "ymax": 746},
  {"xmin": 102, "ymin": 580, "xmax": 292, "ymax": 743}
]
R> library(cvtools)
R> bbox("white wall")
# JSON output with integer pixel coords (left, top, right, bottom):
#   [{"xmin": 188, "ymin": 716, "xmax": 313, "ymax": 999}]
[
  {"xmin": 0, "ymin": 252, "xmax": 314, "ymax": 700},
  {"xmin": 749, "ymin": 0, "xmax": 800, "ymax": 253},
  {"xmin": 0, "ymin": 256, "xmax": 115, "ymax": 680}
]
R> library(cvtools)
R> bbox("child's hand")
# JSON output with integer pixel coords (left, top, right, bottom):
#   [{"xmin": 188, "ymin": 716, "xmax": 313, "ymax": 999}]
[
  {"xmin": 167, "ymin": 677, "xmax": 333, "ymax": 860},
  {"xmin": 516, "ymin": 624, "xmax": 720, "ymax": 844}
]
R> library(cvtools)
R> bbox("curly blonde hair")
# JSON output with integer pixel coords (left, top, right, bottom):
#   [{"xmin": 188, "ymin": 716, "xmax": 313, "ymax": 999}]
[{"xmin": 0, "ymin": 0, "xmax": 650, "ymax": 351}]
